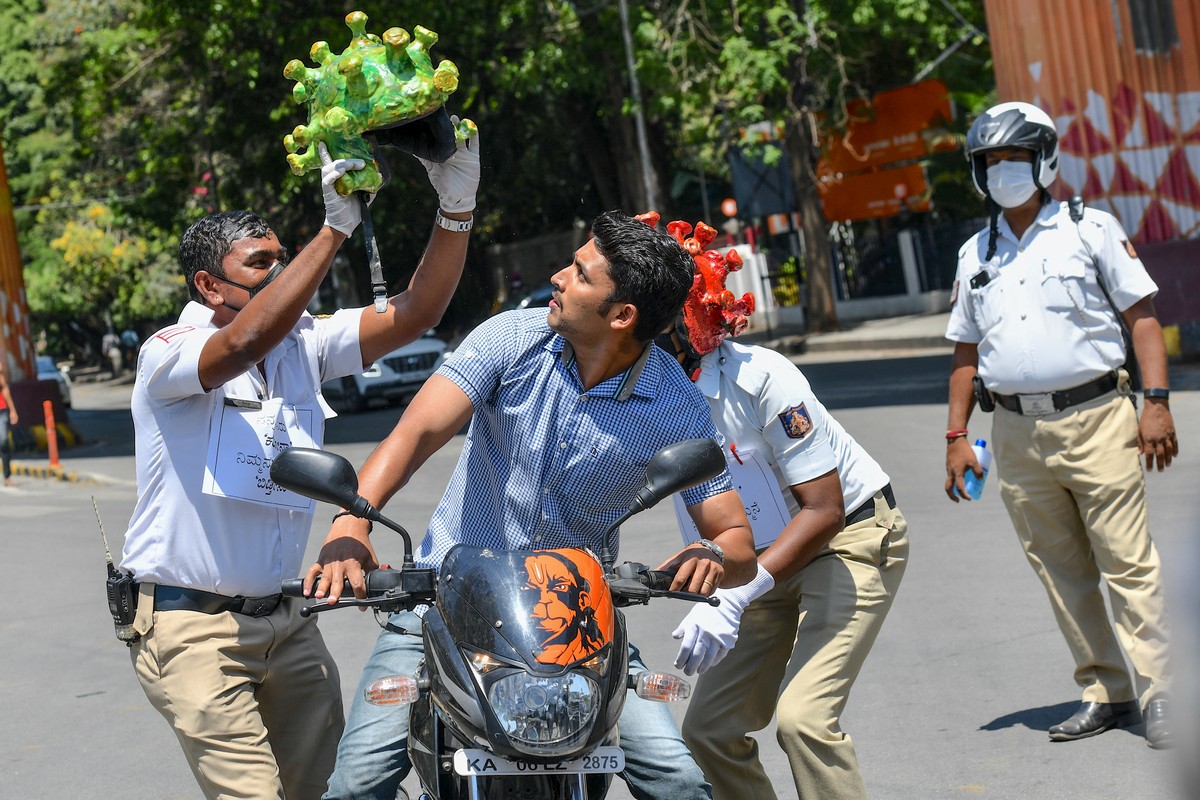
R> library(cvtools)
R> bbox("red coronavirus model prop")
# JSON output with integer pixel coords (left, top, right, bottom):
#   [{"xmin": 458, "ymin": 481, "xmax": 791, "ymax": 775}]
[{"xmin": 658, "ymin": 216, "xmax": 755, "ymax": 354}]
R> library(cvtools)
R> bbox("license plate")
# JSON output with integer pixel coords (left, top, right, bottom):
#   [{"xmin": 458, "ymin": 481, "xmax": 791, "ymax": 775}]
[{"xmin": 453, "ymin": 746, "xmax": 625, "ymax": 776}]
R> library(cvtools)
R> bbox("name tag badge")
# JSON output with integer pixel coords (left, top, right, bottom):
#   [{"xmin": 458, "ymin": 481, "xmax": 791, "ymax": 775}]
[
  {"xmin": 202, "ymin": 396, "xmax": 317, "ymax": 510},
  {"xmin": 672, "ymin": 447, "xmax": 790, "ymax": 551}
]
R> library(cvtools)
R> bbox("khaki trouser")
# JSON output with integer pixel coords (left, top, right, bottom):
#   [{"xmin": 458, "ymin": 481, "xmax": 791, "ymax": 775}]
[
  {"xmin": 129, "ymin": 584, "xmax": 344, "ymax": 799},
  {"xmin": 683, "ymin": 494, "xmax": 908, "ymax": 800},
  {"xmin": 992, "ymin": 390, "xmax": 1170, "ymax": 708}
]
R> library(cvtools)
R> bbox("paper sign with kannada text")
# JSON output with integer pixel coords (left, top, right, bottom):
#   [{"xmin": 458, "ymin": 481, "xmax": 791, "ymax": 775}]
[
  {"xmin": 672, "ymin": 447, "xmax": 790, "ymax": 551},
  {"xmin": 202, "ymin": 397, "xmax": 316, "ymax": 511}
]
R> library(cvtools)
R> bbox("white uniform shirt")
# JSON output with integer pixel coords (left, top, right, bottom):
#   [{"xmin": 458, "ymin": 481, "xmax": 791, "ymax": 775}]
[
  {"xmin": 120, "ymin": 301, "xmax": 364, "ymax": 597},
  {"xmin": 945, "ymin": 201, "xmax": 1157, "ymax": 395},
  {"xmin": 694, "ymin": 340, "xmax": 889, "ymax": 516}
]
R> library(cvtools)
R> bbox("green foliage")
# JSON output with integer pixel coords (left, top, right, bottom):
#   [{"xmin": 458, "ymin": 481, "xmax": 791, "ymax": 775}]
[
  {"xmin": 644, "ymin": 0, "xmax": 992, "ymax": 175},
  {"xmin": 27, "ymin": 203, "xmax": 182, "ymax": 324},
  {"xmin": 1, "ymin": 0, "xmax": 996, "ymax": 357},
  {"xmin": 772, "ymin": 256, "xmax": 802, "ymax": 307}
]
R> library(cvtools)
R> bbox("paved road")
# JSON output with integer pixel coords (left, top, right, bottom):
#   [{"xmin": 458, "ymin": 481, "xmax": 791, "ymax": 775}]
[{"xmin": 3, "ymin": 355, "xmax": 1198, "ymax": 799}]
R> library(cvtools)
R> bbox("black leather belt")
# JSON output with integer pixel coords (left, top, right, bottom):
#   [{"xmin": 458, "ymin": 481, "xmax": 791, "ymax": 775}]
[
  {"xmin": 992, "ymin": 372, "xmax": 1119, "ymax": 416},
  {"xmin": 154, "ymin": 585, "xmax": 283, "ymax": 617},
  {"xmin": 845, "ymin": 484, "xmax": 895, "ymax": 527}
]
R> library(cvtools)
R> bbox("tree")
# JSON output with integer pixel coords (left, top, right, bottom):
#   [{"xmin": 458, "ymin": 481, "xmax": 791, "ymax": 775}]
[
  {"xmin": 2, "ymin": 0, "xmax": 993, "ymax": 349},
  {"xmin": 27, "ymin": 203, "xmax": 180, "ymax": 328},
  {"xmin": 641, "ymin": 0, "xmax": 991, "ymax": 331}
]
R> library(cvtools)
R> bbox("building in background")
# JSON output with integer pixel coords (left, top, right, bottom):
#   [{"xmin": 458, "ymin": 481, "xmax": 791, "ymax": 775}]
[
  {"xmin": 0, "ymin": 138, "xmax": 36, "ymax": 382},
  {"xmin": 984, "ymin": 0, "xmax": 1200, "ymax": 353}
]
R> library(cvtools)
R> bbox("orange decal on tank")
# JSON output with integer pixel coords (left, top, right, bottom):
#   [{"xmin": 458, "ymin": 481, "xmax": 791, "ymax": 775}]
[{"xmin": 523, "ymin": 549, "xmax": 614, "ymax": 666}]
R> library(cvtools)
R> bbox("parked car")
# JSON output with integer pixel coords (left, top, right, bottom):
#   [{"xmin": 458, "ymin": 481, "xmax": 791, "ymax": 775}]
[
  {"xmin": 36, "ymin": 355, "xmax": 72, "ymax": 408},
  {"xmin": 515, "ymin": 282, "xmax": 555, "ymax": 310},
  {"xmin": 322, "ymin": 331, "xmax": 449, "ymax": 413}
]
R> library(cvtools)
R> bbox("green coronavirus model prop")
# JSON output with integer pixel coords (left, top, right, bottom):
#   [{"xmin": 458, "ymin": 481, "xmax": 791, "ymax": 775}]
[{"xmin": 283, "ymin": 10, "xmax": 475, "ymax": 196}]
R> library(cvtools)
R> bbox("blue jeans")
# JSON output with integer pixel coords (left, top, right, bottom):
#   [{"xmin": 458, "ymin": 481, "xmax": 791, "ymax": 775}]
[{"xmin": 325, "ymin": 610, "xmax": 711, "ymax": 800}]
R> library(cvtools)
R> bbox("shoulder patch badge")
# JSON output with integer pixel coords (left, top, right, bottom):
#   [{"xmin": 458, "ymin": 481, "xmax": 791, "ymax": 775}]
[
  {"xmin": 778, "ymin": 403, "xmax": 814, "ymax": 439},
  {"xmin": 1121, "ymin": 239, "xmax": 1138, "ymax": 259},
  {"xmin": 155, "ymin": 325, "xmax": 196, "ymax": 343}
]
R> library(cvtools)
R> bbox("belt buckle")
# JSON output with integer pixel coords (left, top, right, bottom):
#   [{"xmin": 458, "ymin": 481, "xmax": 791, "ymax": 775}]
[{"xmin": 1018, "ymin": 392, "xmax": 1055, "ymax": 416}]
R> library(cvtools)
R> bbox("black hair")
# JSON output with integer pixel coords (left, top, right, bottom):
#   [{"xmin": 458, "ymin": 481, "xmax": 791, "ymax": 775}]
[
  {"xmin": 178, "ymin": 210, "xmax": 273, "ymax": 302},
  {"xmin": 590, "ymin": 210, "xmax": 694, "ymax": 343}
]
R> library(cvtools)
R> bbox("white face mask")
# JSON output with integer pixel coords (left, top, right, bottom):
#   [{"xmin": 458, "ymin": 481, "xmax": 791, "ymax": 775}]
[{"xmin": 986, "ymin": 160, "xmax": 1038, "ymax": 208}]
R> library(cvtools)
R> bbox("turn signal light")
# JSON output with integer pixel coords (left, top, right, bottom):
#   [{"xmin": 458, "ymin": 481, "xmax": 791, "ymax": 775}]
[
  {"xmin": 634, "ymin": 671, "xmax": 691, "ymax": 702},
  {"xmin": 364, "ymin": 675, "xmax": 419, "ymax": 706}
]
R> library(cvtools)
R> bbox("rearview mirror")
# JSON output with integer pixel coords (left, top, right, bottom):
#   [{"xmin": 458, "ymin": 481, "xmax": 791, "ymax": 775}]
[
  {"xmin": 270, "ymin": 448, "xmax": 363, "ymax": 510},
  {"xmin": 633, "ymin": 438, "xmax": 726, "ymax": 512}
]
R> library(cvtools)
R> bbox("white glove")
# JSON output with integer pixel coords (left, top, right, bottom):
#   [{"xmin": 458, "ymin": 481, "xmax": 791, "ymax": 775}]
[
  {"xmin": 672, "ymin": 562, "xmax": 775, "ymax": 676},
  {"xmin": 319, "ymin": 142, "xmax": 367, "ymax": 236},
  {"xmin": 417, "ymin": 116, "xmax": 480, "ymax": 214}
]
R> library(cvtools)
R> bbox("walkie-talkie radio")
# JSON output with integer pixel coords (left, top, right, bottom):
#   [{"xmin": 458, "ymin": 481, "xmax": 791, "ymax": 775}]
[{"xmin": 93, "ymin": 497, "xmax": 140, "ymax": 645}]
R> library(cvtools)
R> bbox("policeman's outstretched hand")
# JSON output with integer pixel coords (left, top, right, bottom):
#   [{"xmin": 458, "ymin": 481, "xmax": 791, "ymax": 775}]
[
  {"xmin": 318, "ymin": 142, "xmax": 369, "ymax": 237},
  {"xmin": 1138, "ymin": 401, "xmax": 1178, "ymax": 472},
  {"xmin": 672, "ymin": 563, "xmax": 775, "ymax": 675},
  {"xmin": 945, "ymin": 437, "xmax": 981, "ymax": 502},
  {"xmin": 673, "ymin": 600, "xmax": 740, "ymax": 676},
  {"xmin": 418, "ymin": 116, "xmax": 480, "ymax": 214}
]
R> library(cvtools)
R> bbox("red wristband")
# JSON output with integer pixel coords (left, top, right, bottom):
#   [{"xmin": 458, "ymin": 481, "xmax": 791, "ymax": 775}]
[{"xmin": 946, "ymin": 429, "xmax": 969, "ymax": 441}]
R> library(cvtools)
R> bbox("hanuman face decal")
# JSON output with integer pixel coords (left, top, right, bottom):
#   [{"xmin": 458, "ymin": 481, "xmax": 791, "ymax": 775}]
[{"xmin": 522, "ymin": 550, "xmax": 614, "ymax": 666}]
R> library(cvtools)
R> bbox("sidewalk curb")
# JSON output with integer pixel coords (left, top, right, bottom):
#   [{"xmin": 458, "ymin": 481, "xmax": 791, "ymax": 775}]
[
  {"xmin": 10, "ymin": 461, "xmax": 84, "ymax": 483},
  {"xmin": 9, "ymin": 461, "xmax": 128, "ymax": 486}
]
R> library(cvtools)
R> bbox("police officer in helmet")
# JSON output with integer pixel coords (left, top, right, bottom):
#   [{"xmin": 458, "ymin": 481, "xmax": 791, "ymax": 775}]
[{"xmin": 943, "ymin": 101, "xmax": 1177, "ymax": 748}]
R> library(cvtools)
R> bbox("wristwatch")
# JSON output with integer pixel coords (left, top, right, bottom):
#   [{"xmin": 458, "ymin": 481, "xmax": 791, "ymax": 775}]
[
  {"xmin": 691, "ymin": 538, "xmax": 725, "ymax": 565},
  {"xmin": 435, "ymin": 210, "xmax": 474, "ymax": 233}
]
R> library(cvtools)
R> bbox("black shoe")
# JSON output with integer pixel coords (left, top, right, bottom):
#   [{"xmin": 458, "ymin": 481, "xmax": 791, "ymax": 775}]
[
  {"xmin": 1048, "ymin": 701, "xmax": 1141, "ymax": 742},
  {"xmin": 1144, "ymin": 697, "xmax": 1171, "ymax": 749}
]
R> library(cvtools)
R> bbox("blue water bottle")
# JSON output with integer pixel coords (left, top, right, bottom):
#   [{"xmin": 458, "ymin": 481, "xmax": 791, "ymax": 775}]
[{"xmin": 963, "ymin": 438, "xmax": 992, "ymax": 500}]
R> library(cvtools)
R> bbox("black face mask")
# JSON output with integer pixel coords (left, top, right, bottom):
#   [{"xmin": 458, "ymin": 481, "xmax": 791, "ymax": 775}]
[
  {"xmin": 655, "ymin": 318, "xmax": 705, "ymax": 382},
  {"xmin": 216, "ymin": 261, "xmax": 286, "ymax": 312}
]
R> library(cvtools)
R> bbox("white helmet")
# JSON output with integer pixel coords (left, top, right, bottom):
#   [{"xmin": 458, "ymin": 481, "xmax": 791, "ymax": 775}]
[{"xmin": 965, "ymin": 101, "xmax": 1059, "ymax": 197}]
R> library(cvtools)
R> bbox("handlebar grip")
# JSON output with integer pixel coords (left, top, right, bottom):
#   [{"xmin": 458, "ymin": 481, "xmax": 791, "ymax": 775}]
[
  {"xmin": 281, "ymin": 577, "xmax": 357, "ymax": 597},
  {"xmin": 281, "ymin": 578, "xmax": 307, "ymax": 597},
  {"xmin": 282, "ymin": 569, "xmax": 417, "ymax": 600},
  {"xmin": 643, "ymin": 570, "xmax": 675, "ymax": 592}
]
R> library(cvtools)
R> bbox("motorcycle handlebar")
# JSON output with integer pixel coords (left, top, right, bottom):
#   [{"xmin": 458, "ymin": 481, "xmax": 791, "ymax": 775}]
[
  {"xmin": 280, "ymin": 568, "xmax": 436, "ymax": 615},
  {"xmin": 281, "ymin": 570, "xmax": 408, "ymax": 598},
  {"xmin": 642, "ymin": 569, "xmax": 675, "ymax": 592},
  {"xmin": 608, "ymin": 561, "xmax": 719, "ymax": 606}
]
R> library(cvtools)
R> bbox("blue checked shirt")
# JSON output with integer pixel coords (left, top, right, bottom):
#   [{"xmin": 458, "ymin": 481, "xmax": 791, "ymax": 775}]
[{"xmin": 415, "ymin": 308, "xmax": 732, "ymax": 571}]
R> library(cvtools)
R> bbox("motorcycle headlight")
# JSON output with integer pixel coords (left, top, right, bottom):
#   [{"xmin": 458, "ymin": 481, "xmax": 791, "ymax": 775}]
[{"xmin": 486, "ymin": 672, "xmax": 600, "ymax": 758}]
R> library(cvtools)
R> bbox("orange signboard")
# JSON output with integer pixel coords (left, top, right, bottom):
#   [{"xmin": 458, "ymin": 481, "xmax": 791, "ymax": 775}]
[
  {"xmin": 821, "ymin": 79, "xmax": 957, "ymax": 175},
  {"xmin": 818, "ymin": 163, "xmax": 932, "ymax": 222}
]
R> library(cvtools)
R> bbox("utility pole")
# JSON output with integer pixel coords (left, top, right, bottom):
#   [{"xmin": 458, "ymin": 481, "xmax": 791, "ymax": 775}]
[{"xmin": 618, "ymin": 0, "xmax": 659, "ymax": 213}]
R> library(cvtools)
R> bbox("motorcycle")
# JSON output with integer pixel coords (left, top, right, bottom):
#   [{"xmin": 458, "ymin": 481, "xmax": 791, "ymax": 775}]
[{"xmin": 270, "ymin": 438, "xmax": 726, "ymax": 800}]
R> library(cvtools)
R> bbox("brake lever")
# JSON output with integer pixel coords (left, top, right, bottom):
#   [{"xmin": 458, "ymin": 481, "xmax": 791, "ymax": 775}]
[
  {"xmin": 298, "ymin": 594, "xmax": 402, "ymax": 618},
  {"xmin": 606, "ymin": 580, "xmax": 721, "ymax": 607},
  {"xmin": 666, "ymin": 590, "xmax": 721, "ymax": 606}
]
